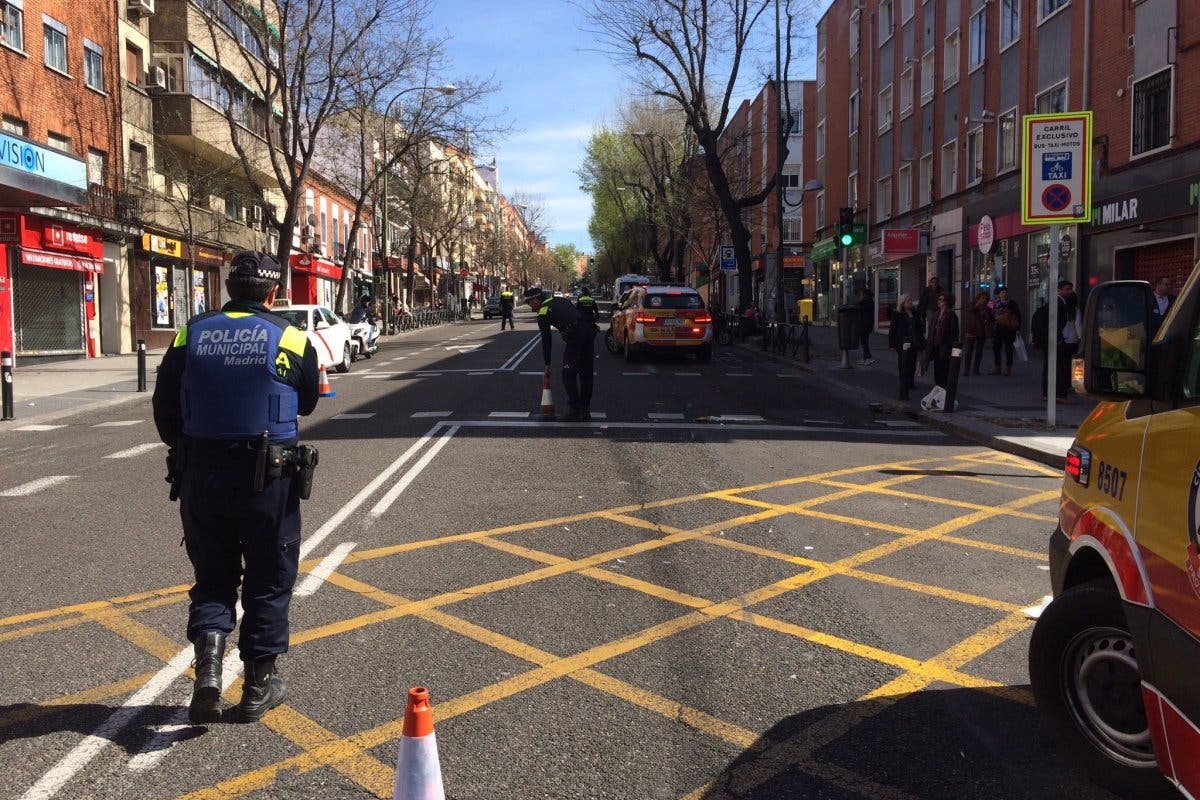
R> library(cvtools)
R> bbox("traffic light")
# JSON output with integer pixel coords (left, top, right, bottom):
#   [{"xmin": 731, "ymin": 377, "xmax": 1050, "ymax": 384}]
[{"xmin": 838, "ymin": 207, "xmax": 856, "ymax": 247}]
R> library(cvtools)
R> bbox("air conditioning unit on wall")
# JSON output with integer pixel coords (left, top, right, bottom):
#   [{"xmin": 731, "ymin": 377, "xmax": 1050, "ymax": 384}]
[
  {"xmin": 143, "ymin": 65, "xmax": 167, "ymax": 92},
  {"xmin": 128, "ymin": 0, "xmax": 155, "ymax": 15}
]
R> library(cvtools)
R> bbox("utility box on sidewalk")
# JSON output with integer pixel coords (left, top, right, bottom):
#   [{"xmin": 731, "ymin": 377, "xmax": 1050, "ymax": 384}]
[
  {"xmin": 837, "ymin": 305, "xmax": 860, "ymax": 349},
  {"xmin": 797, "ymin": 298, "xmax": 813, "ymax": 322}
]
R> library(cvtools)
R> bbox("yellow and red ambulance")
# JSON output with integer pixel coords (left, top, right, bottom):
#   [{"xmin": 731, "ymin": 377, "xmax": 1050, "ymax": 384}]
[{"xmin": 1030, "ymin": 261, "xmax": 1200, "ymax": 798}]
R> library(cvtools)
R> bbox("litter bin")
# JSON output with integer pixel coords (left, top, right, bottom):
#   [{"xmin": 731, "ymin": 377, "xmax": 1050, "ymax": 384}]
[
  {"xmin": 837, "ymin": 304, "xmax": 860, "ymax": 350},
  {"xmin": 796, "ymin": 298, "xmax": 813, "ymax": 322}
]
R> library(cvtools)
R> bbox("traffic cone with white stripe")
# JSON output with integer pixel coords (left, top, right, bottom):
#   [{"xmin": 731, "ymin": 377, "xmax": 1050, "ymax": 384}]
[
  {"xmin": 535, "ymin": 368, "xmax": 555, "ymax": 421},
  {"xmin": 393, "ymin": 686, "xmax": 444, "ymax": 800},
  {"xmin": 318, "ymin": 365, "xmax": 336, "ymax": 398}
]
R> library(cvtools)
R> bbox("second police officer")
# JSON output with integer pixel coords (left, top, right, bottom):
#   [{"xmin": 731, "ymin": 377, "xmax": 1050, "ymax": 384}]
[
  {"xmin": 153, "ymin": 250, "xmax": 321, "ymax": 724},
  {"xmin": 499, "ymin": 288, "xmax": 515, "ymax": 330},
  {"xmin": 525, "ymin": 286, "xmax": 594, "ymax": 421}
]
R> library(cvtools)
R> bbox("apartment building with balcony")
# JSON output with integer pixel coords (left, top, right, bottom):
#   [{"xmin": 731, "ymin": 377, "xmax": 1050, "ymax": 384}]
[
  {"xmin": 0, "ymin": 0, "xmax": 140, "ymax": 362},
  {"xmin": 814, "ymin": 0, "xmax": 1199, "ymax": 336},
  {"xmin": 290, "ymin": 172, "xmax": 373, "ymax": 308}
]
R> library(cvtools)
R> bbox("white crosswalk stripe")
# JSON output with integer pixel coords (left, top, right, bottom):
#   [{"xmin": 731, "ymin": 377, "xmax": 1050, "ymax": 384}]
[
  {"xmin": 93, "ymin": 420, "xmax": 143, "ymax": 428},
  {"xmin": 103, "ymin": 443, "xmax": 165, "ymax": 459},
  {"xmin": 1, "ymin": 475, "xmax": 75, "ymax": 496},
  {"xmin": 13, "ymin": 424, "xmax": 65, "ymax": 432}
]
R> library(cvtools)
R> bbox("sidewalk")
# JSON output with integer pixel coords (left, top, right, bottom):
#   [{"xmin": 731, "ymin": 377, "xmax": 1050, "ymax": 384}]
[
  {"xmin": 739, "ymin": 324, "xmax": 1093, "ymax": 467},
  {"xmin": 1, "ymin": 351, "xmax": 161, "ymax": 428}
]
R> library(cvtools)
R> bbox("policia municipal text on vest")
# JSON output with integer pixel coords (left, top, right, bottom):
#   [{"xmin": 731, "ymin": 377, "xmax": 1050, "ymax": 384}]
[
  {"xmin": 152, "ymin": 250, "xmax": 321, "ymax": 725},
  {"xmin": 499, "ymin": 290, "xmax": 516, "ymax": 330},
  {"xmin": 524, "ymin": 286, "xmax": 595, "ymax": 421}
]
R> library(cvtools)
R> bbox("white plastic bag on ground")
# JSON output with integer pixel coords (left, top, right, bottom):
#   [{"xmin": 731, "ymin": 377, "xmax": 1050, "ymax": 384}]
[{"xmin": 921, "ymin": 385, "xmax": 947, "ymax": 412}]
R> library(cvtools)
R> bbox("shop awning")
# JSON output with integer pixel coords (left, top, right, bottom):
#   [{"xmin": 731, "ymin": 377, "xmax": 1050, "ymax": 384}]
[
  {"xmin": 290, "ymin": 253, "xmax": 342, "ymax": 281},
  {"xmin": 21, "ymin": 247, "xmax": 103, "ymax": 273}
]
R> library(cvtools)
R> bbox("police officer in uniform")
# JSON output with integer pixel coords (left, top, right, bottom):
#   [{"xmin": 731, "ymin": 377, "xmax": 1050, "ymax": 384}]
[
  {"xmin": 575, "ymin": 285, "xmax": 599, "ymax": 328},
  {"xmin": 499, "ymin": 289, "xmax": 515, "ymax": 330},
  {"xmin": 525, "ymin": 286, "xmax": 593, "ymax": 421},
  {"xmin": 153, "ymin": 250, "xmax": 320, "ymax": 724}
]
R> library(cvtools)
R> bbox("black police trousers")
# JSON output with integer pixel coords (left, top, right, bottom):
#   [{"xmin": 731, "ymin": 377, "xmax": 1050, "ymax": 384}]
[
  {"xmin": 562, "ymin": 328, "xmax": 595, "ymax": 411},
  {"xmin": 500, "ymin": 309, "xmax": 514, "ymax": 330},
  {"xmin": 180, "ymin": 450, "xmax": 301, "ymax": 662}
]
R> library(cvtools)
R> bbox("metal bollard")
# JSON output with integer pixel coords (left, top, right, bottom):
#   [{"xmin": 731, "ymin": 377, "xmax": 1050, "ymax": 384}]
[
  {"xmin": 2, "ymin": 350, "xmax": 13, "ymax": 421},
  {"xmin": 136, "ymin": 339, "xmax": 147, "ymax": 392},
  {"xmin": 943, "ymin": 342, "xmax": 963, "ymax": 413},
  {"xmin": 801, "ymin": 317, "xmax": 811, "ymax": 363}
]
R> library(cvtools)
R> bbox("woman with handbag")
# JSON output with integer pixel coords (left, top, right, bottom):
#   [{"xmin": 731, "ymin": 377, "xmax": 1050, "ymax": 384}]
[
  {"xmin": 990, "ymin": 286, "xmax": 1021, "ymax": 376},
  {"xmin": 925, "ymin": 292, "xmax": 959, "ymax": 392},
  {"xmin": 889, "ymin": 294, "xmax": 924, "ymax": 400}
]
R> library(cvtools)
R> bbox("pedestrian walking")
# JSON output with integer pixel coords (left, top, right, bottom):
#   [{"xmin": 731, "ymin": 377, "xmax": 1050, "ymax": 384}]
[
  {"xmin": 499, "ymin": 289, "xmax": 515, "ymax": 330},
  {"xmin": 961, "ymin": 291, "xmax": 992, "ymax": 376},
  {"xmin": 152, "ymin": 250, "xmax": 321, "ymax": 724},
  {"xmin": 990, "ymin": 286, "xmax": 1021, "ymax": 375},
  {"xmin": 889, "ymin": 294, "xmax": 925, "ymax": 400},
  {"xmin": 856, "ymin": 285, "xmax": 876, "ymax": 365},
  {"xmin": 924, "ymin": 291, "xmax": 959, "ymax": 391},
  {"xmin": 1033, "ymin": 280, "xmax": 1081, "ymax": 403},
  {"xmin": 525, "ymin": 286, "xmax": 594, "ymax": 421},
  {"xmin": 916, "ymin": 276, "xmax": 941, "ymax": 341}
]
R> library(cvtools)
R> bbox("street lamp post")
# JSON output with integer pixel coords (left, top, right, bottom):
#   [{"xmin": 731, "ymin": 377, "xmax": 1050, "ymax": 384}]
[{"xmin": 378, "ymin": 83, "xmax": 456, "ymax": 331}]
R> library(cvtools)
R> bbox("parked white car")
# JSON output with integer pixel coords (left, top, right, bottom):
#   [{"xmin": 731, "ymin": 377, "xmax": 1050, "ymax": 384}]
[{"xmin": 271, "ymin": 301, "xmax": 354, "ymax": 373}]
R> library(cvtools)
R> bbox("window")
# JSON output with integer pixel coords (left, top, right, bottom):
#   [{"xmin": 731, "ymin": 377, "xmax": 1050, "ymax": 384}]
[
  {"xmin": 125, "ymin": 43, "xmax": 142, "ymax": 85},
  {"xmin": 969, "ymin": 10, "xmax": 986, "ymax": 70},
  {"xmin": 1, "ymin": 115, "xmax": 26, "ymax": 135},
  {"xmin": 900, "ymin": 67, "xmax": 913, "ymax": 116},
  {"xmin": 47, "ymin": 132, "xmax": 71, "ymax": 152},
  {"xmin": 224, "ymin": 193, "xmax": 244, "ymax": 222},
  {"xmin": 782, "ymin": 173, "xmax": 800, "ymax": 189},
  {"xmin": 919, "ymin": 154, "xmax": 932, "ymax": 206},
  {"xmin": 86, "ymin": 149, "xmax": 106, "ymax": 186},
  {"xmin": 898, "ymin": 163, "xmax": 912, "ymax": 214},
  {"xmin": 816, "ymin": 48, "xmax": 825, "ymax": 88},
  {"xmin": 1132, "ymin": 68, "xmax": 1172, "ymax": 156},
  {"xmin": 998, "ymin": 109, "xmax": 1017, "ymax": 171},
  {"xmin": 921, "ymin": 50, "xmax": 934, "ymax": 102},
  {"xmin": 941, "ymin": 140, "xmax": 957, "ymax": 196},
  {"xmin": 1000, "ymin": 0, "xmax": 1020, "ymax": 49},
  {"xmin": 783, "ymin": 217, "xmax": 803, "ymax": 243},
  {"xmin": 879, "ymin": 1, "xmax": 893, "ymax": 45},
  {"xmin": 848, "ymin": 91, "xmax": 859, "ymax": 134},
  {"xmin": 1040, "ymin": 0, "xmax": 1069, "ymax": 21},
  {"xmin": 878, "ymin": 84, "xmax": 893, "ymax": 132},
  {"xmin": 1036, "ymin": 81, "xmax": 1067, "ymax": 114},
  {"xmin": 901, "ymin": 0, "xmax": 914, "ymax": 22},
  {"xmin": 815, "ymin": 192, "xmax": 825, "ymax": 230},
  {"xmin": 876, "ymin": 176, "xmax": 892, "ymax": 222},
  {"xmin": 944, "ymin": 29, "xmax": 960, "ymax": 87},
  {"xmin": 128, "ymin": 142, "xmax": 147, "ymax": 185},
  {"xmin": 816, "ymin": 119, "xmax": 825, "ymax": 158},
  {"xmin": 848, "ymin": 171, "xmax": 859, "ymax": 210},
  {"xmin": 83, "ymin": 39, "xmax": 103, "ymax": 92},
  {"xmin": 850, "ymin": 12, "xmax": 859, "ymax": 56},
  {"xmin": 43, "ymin": 15, "xmax": 67, "ymax": 73},
  {"xmin": 154, "ymin": 41, "xmax": 185, "ymax": 92},
  {"xmin": 966, "ymin": 129, "xmax": 983, "ymax": 184},
  {"xmin": 1, "ymin": 0, "xmax": 23, "ymax": 51}
]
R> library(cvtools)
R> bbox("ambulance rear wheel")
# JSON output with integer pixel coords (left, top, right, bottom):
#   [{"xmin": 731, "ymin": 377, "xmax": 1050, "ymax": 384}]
[{"xmin": 1029, "ymin": 579, "xmax": 1172, "ymax": 797}]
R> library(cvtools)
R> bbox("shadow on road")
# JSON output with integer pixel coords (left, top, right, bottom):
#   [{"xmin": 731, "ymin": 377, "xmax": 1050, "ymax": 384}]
[{"xmin": 0, "ymin": 701, "xmax": 206, "ymax": 753}]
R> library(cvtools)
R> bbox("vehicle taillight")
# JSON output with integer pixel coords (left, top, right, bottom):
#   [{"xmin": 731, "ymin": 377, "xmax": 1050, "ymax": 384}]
[
  {"xmin": 691, "ymin": 327, "xmax": 702, "ymax": 334},
  {"xmin": 1065, "ymin": 446, "xmax": 1091, "ymax": 486},
  {"xmin": 634, "ymin": 312, "xmax": 655, "ymax": 324},
  {"xmin": 693, "ymin": 312, "xmax": 712, "ymax": 324}
]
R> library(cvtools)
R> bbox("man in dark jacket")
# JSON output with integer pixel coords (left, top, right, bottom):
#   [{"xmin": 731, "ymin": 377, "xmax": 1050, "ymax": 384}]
[
  {"xmin": 525, "ymin": 286, "xmax": 593, "ymax": 421},
  {"xmin": 1150, "ymin": 276, "xmax": 1174, "ymax": 340},
  {"xmin": 856, "ymin": 286, "xmax": 876, "ymax": 365}
]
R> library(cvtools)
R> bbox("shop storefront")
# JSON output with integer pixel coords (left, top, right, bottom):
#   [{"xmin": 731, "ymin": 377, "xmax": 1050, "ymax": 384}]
[
  {"xmin": 133, "ymin": 234, "xmax": 225, "ymax": 349},
  {"xmin": 0, "ymin": 215, "xmax": 104, "ymax": 359},
  {"xmin": 290, "ymin": 253, "xmax": 343, "ymax": 307},
  {"xmin": 808, "ymin": 238, "xmax": 837, "ymax": 322}
]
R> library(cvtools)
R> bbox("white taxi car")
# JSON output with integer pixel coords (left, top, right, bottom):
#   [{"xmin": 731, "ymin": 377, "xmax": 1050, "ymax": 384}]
[{"xmin": 271, "ymin": 301, "xmax": 354, "ymax": 373}]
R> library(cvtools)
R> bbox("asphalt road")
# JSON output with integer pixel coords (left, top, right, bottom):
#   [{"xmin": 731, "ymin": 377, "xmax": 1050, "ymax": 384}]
[{"xmin": 0, "ymin": 308, "xmax": 1115, "ymax": 799}]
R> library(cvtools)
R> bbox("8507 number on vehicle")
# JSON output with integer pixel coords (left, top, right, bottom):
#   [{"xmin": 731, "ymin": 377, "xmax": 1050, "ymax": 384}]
[{"xmin": 1095, "ymin": 461, "xmax": 1127, "ymax": 501}]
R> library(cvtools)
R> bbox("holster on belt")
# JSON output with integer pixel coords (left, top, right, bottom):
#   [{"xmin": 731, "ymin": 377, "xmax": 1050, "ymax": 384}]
[
  {"xmin": 252, "ymin": 432, "xmax": 289, "ymax": 493},
  {"xmin": 291, "ymin": 445, "xmax": 319, "ymax": 500}
]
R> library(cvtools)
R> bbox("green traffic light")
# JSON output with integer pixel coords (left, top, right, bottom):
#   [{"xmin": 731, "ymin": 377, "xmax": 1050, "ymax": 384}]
[{"xmin": 839, "ymin": 233, "xmax": 854, "ymax": 247}]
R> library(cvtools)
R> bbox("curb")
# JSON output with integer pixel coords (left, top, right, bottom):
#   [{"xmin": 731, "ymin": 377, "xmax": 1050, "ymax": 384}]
[{"xmin": 734, "ymin": 341, "xmax": 1069, "ymax": 469}]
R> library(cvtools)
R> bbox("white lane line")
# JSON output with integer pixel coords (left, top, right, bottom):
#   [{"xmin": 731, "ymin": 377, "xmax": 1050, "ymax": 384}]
[
  {"xmin": 805, "ymin": 419, "xmax": 844, "ymax": 426},
  {"xmin": 417, "ymin": 373, "xmax": 442, "ymax": 378},
  {"xmin": 468, "ymin": 371, "xmax": 494, "ymax": 376},
  {"xmin": 648, "ymin": 413, "xmax": 685, "ymax": 420},
  {"xmin": 776, "ymin": 373, "xmax": 802, "ymax": 378},
  {"xmin": 519, "ymin": 371, "xmax": 544, "ymax": 376},
  {"xmin": 447, "ymin": 419, "xmax": 941, "ymax": 437},
  {"xmin": 590, "ymin": 412, "xmax": 608, "ymax": 419},
  {"xmin": 295, "ymin": 541, "xmax": 358, "ymax": 597},
  {"xmin": 332, "ymin": 413, "xmax": 376, "ymax": 420},
  {"xmin": 391, "ymin": 357, "xmax": 407, "ymax": 361},
  {"xmin": 93, "ymin": 420, "xmax": 143, "ymax": 428},
  {"xmin": 674, "ymin": 372, "xmax": 701, "ymax": 377},
  {"xmin": 23, "ymin": 429, "xmax": 451, "ymax": 794},
  {"xmin": 411, "ymin": 411, "xmax": 452, "ymax": 418},
  {"xmin": 103, "ymin": 443, "xmax": 165, "ymax": 459},
  {"xmin": 1, "ymin": 475, "xmax": 75, "ymax": 497},
  {"xmin": 356, "ymin": 368, "xmax": 374, "ymax": 375},
  {"xmin": 13, "ymin": 424, "xmax": 65, "ymax": 432},
  {"xmin": 370, "ymin": 426, "xmax": 459, "ymax": 516},
  {"xmin": 622, "ymin": 371, "xmax": 648, "ymax": 376},
  {"xmin": 725, "ymin": 372, "xmax": 753, "ymax": 377},
  {"xmin": 489, "ymin": 411, "xmax": 531, "ymax": 418},
  {"xmin": 709, "ymin": 414, "xmax": 766, "ymax": 423},
  {"xmin": 499, "ymin": 334, "xmax": 541, "ymax": 371}
]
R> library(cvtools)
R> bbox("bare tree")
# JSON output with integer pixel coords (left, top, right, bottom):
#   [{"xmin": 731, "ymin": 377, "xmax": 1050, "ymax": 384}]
[
  {"xmin": 507, "ymin": 192, "xmax": 552, "ymax": 290},
  {"xmin": 586, "ymin": 0, "xmax": 813, "ymax": 307}
]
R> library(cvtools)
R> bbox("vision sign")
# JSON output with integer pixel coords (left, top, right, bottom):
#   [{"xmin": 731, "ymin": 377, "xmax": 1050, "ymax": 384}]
[{"xmin": 1021, "ymin": 112, "xmax": 1092, "ymax": 226}]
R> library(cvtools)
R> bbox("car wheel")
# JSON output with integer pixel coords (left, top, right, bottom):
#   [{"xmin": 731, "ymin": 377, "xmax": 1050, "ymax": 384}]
[
  {"xmin": 605, "ymin": 329, "xmax": 620, "ymax": 356},
  {"xmin": 1028, "ymin": 579, "xmax": 1171, "ymax": 798},
  {"xmin": 336, "ymin": 343, "xmax": 352, "ymax": 373},
  {"xmin": 697, "ymin": 344, "xmax": 712, "ymax": 363},
  {"xmin": 716, "ymin": 328, "xmax": 733, "ymax": 346},
  {"xmin": 350, "ymin": 342, "xmax": 359, "ymax": 363}
]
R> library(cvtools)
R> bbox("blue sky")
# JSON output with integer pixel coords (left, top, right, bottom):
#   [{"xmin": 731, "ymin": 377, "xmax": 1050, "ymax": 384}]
[{"xmin": 428, "ymin": 0, "xmax": 833, "ymax": 253}]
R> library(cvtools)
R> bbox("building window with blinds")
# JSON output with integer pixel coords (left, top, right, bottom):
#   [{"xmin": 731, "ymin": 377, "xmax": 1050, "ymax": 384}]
[{"xmin": 1132, "ymin": 68, "xmax": 1172, "ymax": 157}]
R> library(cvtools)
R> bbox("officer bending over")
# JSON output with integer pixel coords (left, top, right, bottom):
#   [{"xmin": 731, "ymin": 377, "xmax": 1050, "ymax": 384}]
[
  {"xmin": 499, "ymin": 289, "xmax": 515, "ymax": 330},
  {"xmin": 153, "ymin": 251, "xmax": 320, "ymax": 724},
  {"xmin": 525, "ymin": 286, "xmax": 594, "ymax": 421}
]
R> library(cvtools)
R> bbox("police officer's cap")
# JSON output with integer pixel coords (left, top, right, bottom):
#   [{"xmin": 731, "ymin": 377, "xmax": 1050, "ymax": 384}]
[
  {"xmin": 230, "ymin": 251, "xmax": 282, "ymax": 282},
  {"xmin": 523, "ymin": 286, "xmax": 544, "ymax": 301}
]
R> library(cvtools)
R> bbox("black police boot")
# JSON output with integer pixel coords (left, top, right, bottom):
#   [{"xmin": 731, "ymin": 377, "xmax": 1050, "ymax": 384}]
[
  {"xmin": 238, "ymin": 657, "xmax": 286, "ymax": 723},
  {"xmin": 188, "ymin": 632, "xmax": 226, "ymax": 724}
]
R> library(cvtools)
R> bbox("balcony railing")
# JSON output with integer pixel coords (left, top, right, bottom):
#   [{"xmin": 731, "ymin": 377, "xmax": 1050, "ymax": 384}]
[{"xmin": 85, "ymin": 185, "xmax": 141, "ymax": 224}]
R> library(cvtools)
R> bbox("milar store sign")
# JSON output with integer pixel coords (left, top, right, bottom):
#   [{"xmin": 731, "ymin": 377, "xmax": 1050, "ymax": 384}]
[{"xmin": 1089, "ymin": 175, "xmax": 1200, "ymax": 231}]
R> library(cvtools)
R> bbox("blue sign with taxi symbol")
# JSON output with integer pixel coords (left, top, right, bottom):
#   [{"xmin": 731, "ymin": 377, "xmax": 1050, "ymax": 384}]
[{"xmin": 1042, "ymin": 152, "xmax": 1072, "ymax": 182}]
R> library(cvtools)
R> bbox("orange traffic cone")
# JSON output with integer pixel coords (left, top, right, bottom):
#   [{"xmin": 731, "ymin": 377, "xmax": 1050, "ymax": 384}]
[
  {"xmin": 393, "ymin": 686, "xmax": 444, "ymax": 800},
  {"xmin": 535, "ymin": 369, "xmax": 555, "ymax": 421},
  {"xmin": 318, "ymin": 365, "xmax": 336, "ymax": 398}
]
